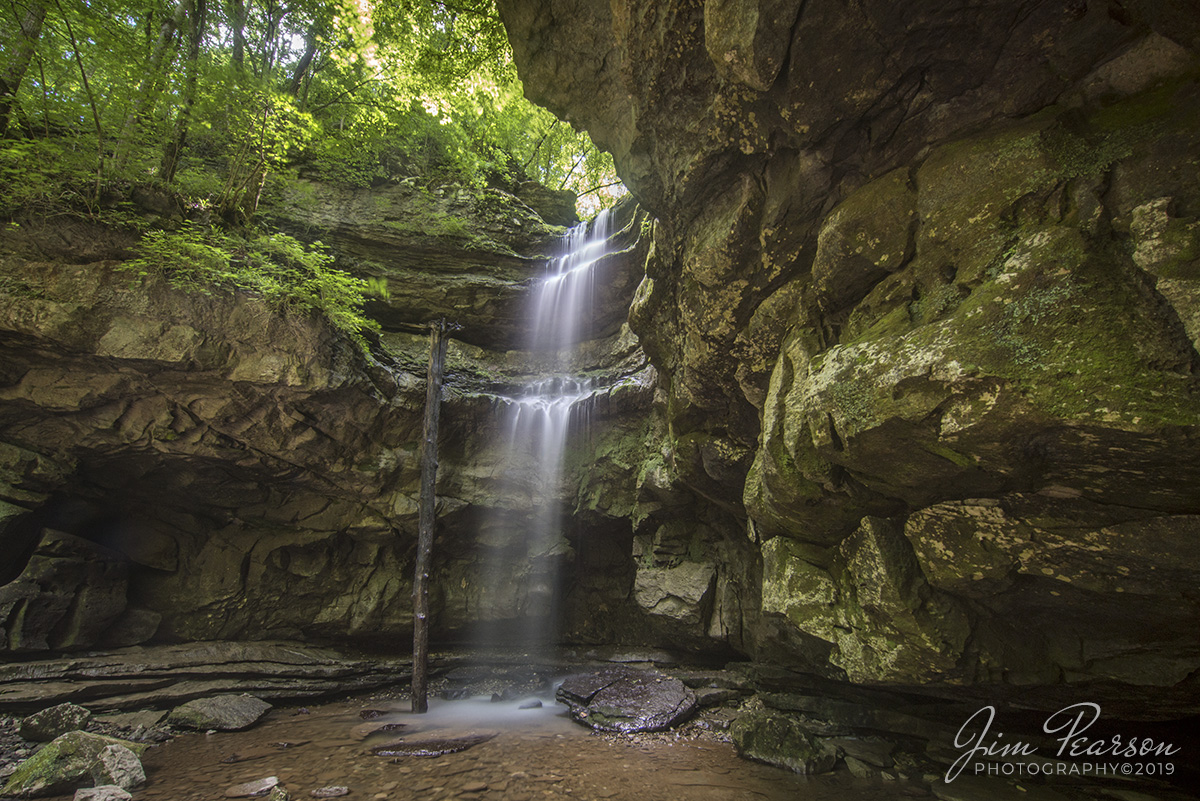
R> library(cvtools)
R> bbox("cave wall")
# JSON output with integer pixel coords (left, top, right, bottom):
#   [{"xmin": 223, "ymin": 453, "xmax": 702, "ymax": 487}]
[
  {"xmin": 496, "ymin": 0, "xmax": 1200, "ymax": 699},
  {"xmin": 3, "ymin": 0, "xmax": 1200, "ymax": 707},
  {"xmin": 0, "ymin": 181, "xmax": 659, "ymax": 653}
]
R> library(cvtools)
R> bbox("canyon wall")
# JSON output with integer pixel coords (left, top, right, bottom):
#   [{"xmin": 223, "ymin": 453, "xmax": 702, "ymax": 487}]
[{"xmin": 497, "ymin": 0, "xmax": 1200, "ymax": 706}]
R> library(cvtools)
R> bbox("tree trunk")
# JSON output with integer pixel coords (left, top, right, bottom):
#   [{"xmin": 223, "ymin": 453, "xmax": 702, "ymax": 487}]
[
  {"xmin": 411, "ymin": 319, "xmax": 448, "ymax": 715},
  {"xmin": 0, "ymin": 2, "xmax": 47, "ymax": 136},
  {"xmin": 261, "ymin": 0, "xmax": 284, "ymax": 77},
  {"xmin": 159, "ymin": 0, "xmax": 207, "ymax": 183},
  {"xmin": 287, "ymin": 28, "xmax": 318, "ymax": 97},
  {"xmin": 231, "ymin": 0, "xmax": 245, "ymax": 71},
  {"xmin": 113, "ymin": 0, "xmax": 185, "ymax": 168},
  {"xmin": 53, "ymin": 0, "xmax": 103, "ymax": 197}
]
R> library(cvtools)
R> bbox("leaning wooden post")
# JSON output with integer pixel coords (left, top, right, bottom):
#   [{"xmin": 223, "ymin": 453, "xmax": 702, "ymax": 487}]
[{"xmin": 412, "ymin": 317, "xmax": 448, "ymax": 713}]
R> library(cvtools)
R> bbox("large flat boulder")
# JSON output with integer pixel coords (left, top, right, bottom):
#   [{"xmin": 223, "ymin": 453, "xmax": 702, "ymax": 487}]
[
  {"xmin": 166, "ymin": 694, "xmax": 272, "ymax": 731},
  {"xmin": 556, "ymin": 666, "xmax": 697, "ymax": 732}
]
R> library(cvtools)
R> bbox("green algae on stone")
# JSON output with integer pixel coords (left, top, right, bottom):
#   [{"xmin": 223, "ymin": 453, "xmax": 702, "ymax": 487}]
[
  {"xmin": 760, "ymin": 517, "xmax": 971, "ymax": 684},
  {"xmin": 18, "ymin": 703, "xmax": 92, "ymax": 742},
  {"xmin": 760, "ymin": 537, "xmax": 838, "ymax": 640},
  {"xmin": 730, "ymin": 711, "xmax": 838, "ymax": 774},
  {"xmin": 1, "ymin": 731, "xmax": 147, "ymax": 798}
]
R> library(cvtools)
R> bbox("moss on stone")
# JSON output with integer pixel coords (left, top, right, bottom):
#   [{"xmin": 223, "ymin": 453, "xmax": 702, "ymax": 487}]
[
  {"xmin": 2, "ymin": 731, "xmax": 146, "ymax": 798},
  {"xmin": 731, "ymin": 711, "xmax": 838, "ymax": 774}
]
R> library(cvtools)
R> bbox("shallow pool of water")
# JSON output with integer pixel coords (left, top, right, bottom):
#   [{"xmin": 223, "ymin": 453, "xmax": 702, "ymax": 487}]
[{"xmin": 130, "ymin": 691, "xmax": 918, "ymax": 801}]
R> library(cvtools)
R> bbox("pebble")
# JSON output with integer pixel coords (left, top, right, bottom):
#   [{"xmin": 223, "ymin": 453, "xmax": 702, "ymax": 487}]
[
  {"xmin": 309, "ymin": 787, "xmax": 350, "ymax": 798},
  {"xmin": 461, "ymin": 782, "xmax": 487, "ymax": 793}
]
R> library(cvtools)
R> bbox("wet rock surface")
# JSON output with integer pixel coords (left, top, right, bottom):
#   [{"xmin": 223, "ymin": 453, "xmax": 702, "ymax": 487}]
[
  {"xmin": 224, "ymin": 776, "xmax": 280, "ymax": 798},
  {"xmin": 368, "ymin": 731, "xmax": 497, "ymax": 758},
  {"xmin": 556, "ymin": 666, "xmax": 697, "ymax": 733},
  {"xmin": 0, "ymin": 195, "xmax": 653, "ymax": 656},
  {"xmin": 261, "ymin": 180, "xmax": 638, "ymax": 350}
]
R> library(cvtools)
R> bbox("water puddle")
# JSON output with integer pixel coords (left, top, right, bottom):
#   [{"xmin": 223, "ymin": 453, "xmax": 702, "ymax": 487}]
[{"xmin": 131, "ymin": 691, "xmax": 914, "ymax": 801}]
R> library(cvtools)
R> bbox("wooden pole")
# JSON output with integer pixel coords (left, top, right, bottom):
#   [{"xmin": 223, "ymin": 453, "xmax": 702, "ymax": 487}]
[{"xmin": 411, "ymin": 318, "xmax": 448, "ymax": 713}]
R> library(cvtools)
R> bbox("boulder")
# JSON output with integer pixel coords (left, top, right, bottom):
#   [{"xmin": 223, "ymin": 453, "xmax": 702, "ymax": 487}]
[
  {"xmin": 19, "ymin": 703, "xmax": 93, "ymax": 742},
  {"xmin": 167, "ymin": 694, "xmax": 272, "ymax": 731},
  {"xmin": 730, "ymin": 711, "xmax": 838, "ymax": 774},
  {"xmin": 556, "ymin": 666, "xmax": 697, "ymax": 732},
  {"xmin": 632, "ymin": 561, "xmax": 716, "ymax": 628},
  {"xmin": 1, "ymin": 731, "xmax": 146, "ymax": 797},
  {"xmin": 88, "ymin": 745, "xmax": 145, "ymax": 790}
]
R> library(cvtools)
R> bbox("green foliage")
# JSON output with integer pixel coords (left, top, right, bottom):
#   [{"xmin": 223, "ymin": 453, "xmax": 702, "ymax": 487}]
[
  {"xmin": 0, "ymin": 138, "xmax": 101, "ymax": 214},
  {"xmin": 0, "ymin": 0, "xmax": 625, "ymax": 228},
  {"xmin": 122, "ymin": 222, "xmax": 380, "ymax": 350}
]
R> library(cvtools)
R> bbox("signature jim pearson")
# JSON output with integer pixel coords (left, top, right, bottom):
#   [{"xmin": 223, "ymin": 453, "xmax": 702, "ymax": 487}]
[{"xmin": 946, "ymin": 702, "xmax": 1181, "ymax": 782}]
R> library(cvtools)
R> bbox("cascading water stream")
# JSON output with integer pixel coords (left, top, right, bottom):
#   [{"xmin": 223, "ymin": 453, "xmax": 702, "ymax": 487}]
[{"xmin": 472, "ymin": 211, "xmax": 611, "ymax": 649}]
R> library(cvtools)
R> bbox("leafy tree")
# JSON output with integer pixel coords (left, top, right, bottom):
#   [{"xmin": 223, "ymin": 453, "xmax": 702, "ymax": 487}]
[
  {"xmin": 0, "ymin": 1, "xmax": 46, "ymax": 136},
  {"xmin": 1, "ymin": 0, "xmax": 623, "ymax": 209}
]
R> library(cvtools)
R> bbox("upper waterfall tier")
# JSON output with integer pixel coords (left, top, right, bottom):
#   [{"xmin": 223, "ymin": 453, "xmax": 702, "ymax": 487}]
[{"xmin": 528, "ymin": 209, "xmax": 611, "ymax": 353}]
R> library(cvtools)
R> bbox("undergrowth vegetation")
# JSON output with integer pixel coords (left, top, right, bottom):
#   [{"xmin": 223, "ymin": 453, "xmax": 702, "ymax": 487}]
[
  {"xmin": 0, "ymin": 0, "xmax": 624, "ymax": 350},
  {"xmin": 120, "ymin": 223, "xmax": 382, "ymax": 352}
]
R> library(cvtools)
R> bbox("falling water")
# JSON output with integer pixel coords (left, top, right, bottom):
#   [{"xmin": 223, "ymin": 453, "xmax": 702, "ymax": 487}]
[{"xmin": 473, "ymin": 211, "xmax": 612, "ymax": 648}]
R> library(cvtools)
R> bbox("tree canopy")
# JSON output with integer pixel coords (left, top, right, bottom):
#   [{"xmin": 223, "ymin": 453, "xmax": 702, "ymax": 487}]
[{"xmin": 0, "ymin": 0, "xmax": 624, "ymax": 220}]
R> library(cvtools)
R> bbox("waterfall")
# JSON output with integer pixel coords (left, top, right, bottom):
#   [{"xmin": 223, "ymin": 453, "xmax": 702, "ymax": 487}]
[{"xmin": 472, "ymin": 211, "xmax": 611, "ymax": 648}]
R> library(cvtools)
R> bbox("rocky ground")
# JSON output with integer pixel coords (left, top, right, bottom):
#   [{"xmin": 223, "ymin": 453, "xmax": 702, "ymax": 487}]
[{"xmin": 1, "ymin": 647, "xmax": 1197, "ymax": 801}]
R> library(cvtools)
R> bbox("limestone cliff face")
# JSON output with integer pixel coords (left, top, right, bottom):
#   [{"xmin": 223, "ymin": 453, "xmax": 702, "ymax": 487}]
[
  {"xmin": 0, "ymin": 182, "xmax": 652, "ymax": 651},
  {"xmin": 498, "ymin": 0, "xmax": 1200, "ymax": 700}
]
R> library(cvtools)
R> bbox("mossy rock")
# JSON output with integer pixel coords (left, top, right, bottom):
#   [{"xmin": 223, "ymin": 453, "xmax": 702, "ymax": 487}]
[
  {"xmin": 730, "ymin": 711, "xmax": 838, "ymax": 774},
  {"xmin": 1, "ymin": 731, "xmax": 147, "ymax": 798},
  {"xmin": 18, "ymin": 703, "xmax": 93, "ymax": 743}
]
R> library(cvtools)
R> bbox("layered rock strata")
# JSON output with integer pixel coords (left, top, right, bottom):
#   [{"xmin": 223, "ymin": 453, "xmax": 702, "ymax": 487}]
[
  {"xmin": 0, "ymin": 183, "xmax": 652, "ymax": 651},
  {"xmin": 497, "ymin": 0, "xmax": 1200, "ymax": 706}
]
